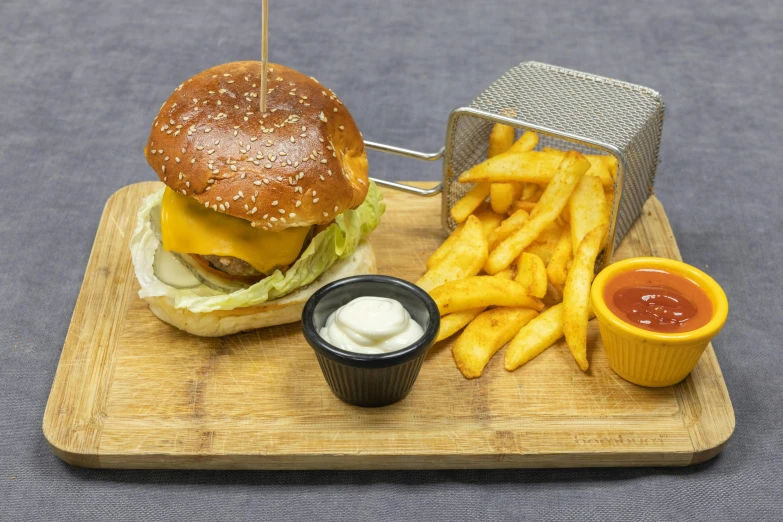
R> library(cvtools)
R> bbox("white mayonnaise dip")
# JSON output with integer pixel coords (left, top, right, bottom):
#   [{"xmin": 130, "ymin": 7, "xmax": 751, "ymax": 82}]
[{"xmin": 319, "ymin": 296, "xmax": 425, "ymax": 355}]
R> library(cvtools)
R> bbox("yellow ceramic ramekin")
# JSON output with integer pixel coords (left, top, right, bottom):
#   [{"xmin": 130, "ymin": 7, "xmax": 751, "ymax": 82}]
[{"xmin": 591, "ymin": 257, "xmax": 728, "ymax": 387}]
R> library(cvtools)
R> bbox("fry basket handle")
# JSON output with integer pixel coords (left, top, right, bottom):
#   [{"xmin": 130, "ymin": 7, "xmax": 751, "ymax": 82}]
[{"xmin": 364, "ymin": 140, "xmax": 444, "ymax": 197}]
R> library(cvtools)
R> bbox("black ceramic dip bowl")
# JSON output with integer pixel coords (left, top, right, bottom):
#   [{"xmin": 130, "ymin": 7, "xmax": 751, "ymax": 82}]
[{"xmin": 301, "ymin": 275, "xmax": 440, "ymax": 407}]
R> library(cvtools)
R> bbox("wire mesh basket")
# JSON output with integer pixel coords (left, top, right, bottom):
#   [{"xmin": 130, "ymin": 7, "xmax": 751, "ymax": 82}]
[{"xmin": 367, "ymin": 61, "xmax": 665, "ymax": 266}]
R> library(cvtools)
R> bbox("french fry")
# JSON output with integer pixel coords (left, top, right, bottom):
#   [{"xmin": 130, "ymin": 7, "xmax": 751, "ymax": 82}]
[
  {"xmin": 417, "ymin": 215, "xmax": 487, "ymax": 292},
  {"xmin": 542, "ymin": 148, "xmax": 617, "ymax": 186},
  {"xmin": 459, "ymin": 150, "xmax": 614, "ymax": 189},
  {"xmin": 435, "ymin": 307, "xmax": 485, "ymax": 343},
  {"xmin": 484, "ymin": 152, "xmax": 590, "ymax": 274},
  {"xmin": 569, "ymin": 175, "xmax": 609, "ymax": 254},
  {"xmin": 491, "ymin": 183, "xmax": 524, "ymax": 214},
  {"xmin": 487, "ymin": 209, "xmax": 529, "ymax": 251},
  {"xmin": 426, "ymin": 223, "xmax": 464, "ymax": 270},
  {"xmin": 472, "ymin": 206, "xmax": 505, "ymax": 238},
  {"xmin": 458, "ymin": 151, "xmax": 563, "ymax": 185},
  {"xmin": 515, "ymin": 252, "xmax": 547, "ymax": 298},
  {"xmin": 563, "ymin": 224, "xmax": 606, "ymax": 371},
  {"xmin": 524, "ymin": 221, "xmax": 562, "ymax": 265},
  {"xmin": 488, "ymin": 123, "xmax": 516, "ymax": 158},
  {"xmin": 430, "ymin": 276, "xmax": 544, "ymax": 315},
  {"xmin": 521, "ymin": 183, "xmax": 540, "ymax": 201},
  {"xmin": 509, "ymin": 200, "xmax": 537, "ymax": 214},
  {"xmin": 490, "ymin": 129, "xmax": 538, "ymax": 214},
  {"xmin": 450, "ymin": 183, "xmax": 490, "ymax": 223},
  {"xmin": 508, "ymin": 130, "xmax": 539, "ymax": 154},
  {"xmin": 504, "ymin": 304, "xmax": 565, "ymax": 371},
  {"xmin": 546, "ymin": 224, "xmax": 573, "ymax": 294},
  {"xmin": 494, "ymin": 265, "xmax": 517, "ymax": 280},
  {"xmin": 453, "ymin": 307, "xmax": 538, "ymax": 378}
]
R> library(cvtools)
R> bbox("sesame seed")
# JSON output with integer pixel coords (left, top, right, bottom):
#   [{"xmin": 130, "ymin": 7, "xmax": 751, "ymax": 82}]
[
  {"xmin": 233, "ymin": 130, "xmax": 238, "ymax": 136},
  {"xmin": 233, "ymin": 195, "xmax": 240, "ymax": 201},
  {"xmin": 338, "ymin": 125, "xmax": 344, "ymax": 130},
  {"xmin": 334, "ymin": 107, "xmax": 338, "ymax": 112},
  {"xmin": 295, "ymin": 201, "xmax": 301, "ymax": 207},
  {"xmin": 205, "ymin": 202, "xmax": 210, "ymax": 207},
  {"xmin": 164, "ymin": 156, "xmax": 169, "ymax": 161},
  {"xmin": 253, "ymin": 180, "xmax": 262, "ymax": 185},
  {"xmin": 178, "ymin": 172, "xmax": 183, "ymax": 180},
  {"xmin": 278, "ymin": 209, "xmax": 285, "ymax": 214},
  {"xmin": 269, "ymin": 217, "xmax": 277, "ymax": 222},
  {"xmin": 181, "ymin": 189, "xmax": 187, "ymax": 195},
  {"xmin": 251, "ymin": 207, "xmax": 258, "ymax": 214},
  {"xmin": 289, "ymin": 213, "xmax": 296, "ymax": 218},
  {"xmin": 320, "ymin": 159, "xmax": 327, "ymax": 163},
  {"xmin": 271, "ymin": 200, "xmax": 278, "ymax": 206},
  {"xmin": 290, "ymin": 136, "xmax": 296, "ymax": 143},
  {"xmin": 263, "ymin": 179, "xmax": 270, "ymax": 184},
  {"xmin": 323, "ymin": 212, "xmax": 328, "ymax": 217},
  {"xmin": 219, "ymin": 204, "xmax": 226, "ymax": 211},
  {"xmin": 263, "ymin": 214, "xmax": 268, "ymax": 219},
  {"xmin": 207, "ymin": 149, "xmax": 215, "ymax": 154},
  {"xmin": 190, "ymin": 158, "xmax": 196, "ymax": 164},
  {"xmin": 241, "ymin": 173, "xmax": 246, "ymax": 179},
  {"xmin": 185, "ymin": 181, "xmax": 190, "ymax": 187},
  {"xmin": 313, "ymin": 198, "xmax": 319, "ymax": 203},
  {"xmin": 265, "ymin": 164, "xmax": 272, "ymax": 169},
  {"xmin": 161, "ymin": 166, "xmax": 166, "ymax": 173},
  {"xmin": 230, "ymin": 165, "xmax": 238, "ymax": 171},
  {"xmin": 204, "ymin": 128, "xmax": 212, "ymax": 133}
]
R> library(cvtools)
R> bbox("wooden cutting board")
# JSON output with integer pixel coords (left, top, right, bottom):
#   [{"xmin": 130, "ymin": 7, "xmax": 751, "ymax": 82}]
[{"xmin": 43, "ymin": 182, "xmax": 734, "ymax": 469}]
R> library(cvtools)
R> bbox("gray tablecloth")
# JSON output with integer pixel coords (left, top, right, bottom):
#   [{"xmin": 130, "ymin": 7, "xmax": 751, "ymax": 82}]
[{"xmin": 2, "ymin": 0, "xmax": 781, "ymax": 520}]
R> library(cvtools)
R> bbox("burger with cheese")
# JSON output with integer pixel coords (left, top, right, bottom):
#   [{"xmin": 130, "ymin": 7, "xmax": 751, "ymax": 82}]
[{"xmin": 130, "ymin": 62, "xmax": 384, "ymax": 336}]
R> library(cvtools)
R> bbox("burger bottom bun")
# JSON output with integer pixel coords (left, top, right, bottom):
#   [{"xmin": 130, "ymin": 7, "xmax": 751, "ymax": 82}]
[{"xmin": 145, "ymin": 241, "xmax": 376, "ymax": 337}]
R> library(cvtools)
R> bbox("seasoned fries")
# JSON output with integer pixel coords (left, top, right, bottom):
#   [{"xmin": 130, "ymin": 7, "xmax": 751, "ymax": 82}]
[
  {"xmin": 453, "ymin": 308, "xmax": 538, "ymax": 379},
  {"xmin": 546, "ymin": 224, "xmax": 573, "ymax": 294},
  {"xmin": 421, "ymin": 127, "xmax": 617, "ymax": 380},
  {"xmin": 436, "ymin": 307, "xmax": 485, "ymax": 343},
  {"xmin": 430, "ymin": 276, "xmax": 544, "ymax": 315},
  {"xmin": 515, "ymin": 252, "xmax": 547, "ymax": 298},
  {"xmin": 484, "ymin": 152, "xmax": 590, "ymax": 274},
  {"xmin": 489, "ymin": 128, "xmax": 537, "ymax": 214},
  {"xmin": 504, "ymin": 304, "xmax": 565, "ymax": 370},
  {"xmin": 487, "ymin": 123, "xmax": 515, "ymax": 158},
  {"xmin": 450, "ymin": 183, "xmax": 491, "ymax": 223},
  {"xmin": 569, "ymin": 175, "xmax": 609, "ymax": 253},
  {"xmin": 487, "ymin": 209, "xmax": 529, "ymax": 251},
  {"xmin": 563, "ymin": 224, "xmax": 606, "ymax": 371},
  {"xmin": 417, "ymin": 215, "xmax": 487, "ymax": 292},
  {"xmin": 472, "ymin": 206, "xmax": 505, "ymax": 238}
]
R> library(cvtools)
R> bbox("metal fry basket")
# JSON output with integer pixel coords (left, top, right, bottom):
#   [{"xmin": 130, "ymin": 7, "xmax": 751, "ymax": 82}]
[{"xmin": 366, "ymin": 61, "xmax": 665, "ymax": 266}]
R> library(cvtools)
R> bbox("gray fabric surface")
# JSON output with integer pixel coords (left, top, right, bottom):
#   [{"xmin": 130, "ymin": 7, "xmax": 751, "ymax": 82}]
[{"xmin": 1, "ymin": 0, "xmax": 781, "ymax": 520}]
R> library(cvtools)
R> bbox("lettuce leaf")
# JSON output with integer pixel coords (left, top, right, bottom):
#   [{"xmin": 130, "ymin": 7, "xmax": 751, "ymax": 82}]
[{"xmin": 130, "ymin": 181, "xmax": 385, "ymax": 313}]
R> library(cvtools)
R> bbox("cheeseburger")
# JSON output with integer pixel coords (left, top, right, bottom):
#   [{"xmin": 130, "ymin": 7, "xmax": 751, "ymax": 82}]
[{"xmin": 130, "ymin": 62, "xmax": 384, "ymax": 336}]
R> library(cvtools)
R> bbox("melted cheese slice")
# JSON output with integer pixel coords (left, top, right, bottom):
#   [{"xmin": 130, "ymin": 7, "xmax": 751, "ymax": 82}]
[{"xmin": 160, "ymin": 188, "xmax": 311, "ymax": 274}]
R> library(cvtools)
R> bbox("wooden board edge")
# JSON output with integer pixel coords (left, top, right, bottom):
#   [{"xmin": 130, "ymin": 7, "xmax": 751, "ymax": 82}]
[
  {"xmin": 42, "ymin": 183, "xmax": 148, "ymax": 467},
  {"xmin": 93, "ymin": 451, "xmax": 693, "ymax": 470},
  {"xmin": 644, "ymin": 196, "xmax": 735, "ymax": 464}
]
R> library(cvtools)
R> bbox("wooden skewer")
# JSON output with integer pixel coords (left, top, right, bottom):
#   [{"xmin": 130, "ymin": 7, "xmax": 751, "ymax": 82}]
[{"xmin": 260, "ymin": 0, "xmax": 269, "ymax": 114}]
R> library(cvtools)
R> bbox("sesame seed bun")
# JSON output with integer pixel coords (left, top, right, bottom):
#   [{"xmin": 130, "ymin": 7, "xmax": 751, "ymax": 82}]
[{"xmin": 144, "ymin": 61, "xmax": 369, "ymax": 231}]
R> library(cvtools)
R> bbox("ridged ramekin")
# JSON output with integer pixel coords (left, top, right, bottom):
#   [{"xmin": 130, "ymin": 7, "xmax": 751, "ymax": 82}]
[
  {"xmin": 301, "ymin": 275, "xmax": 440, "ymax": 407},
  {"xmin": 591, "ymin": 257, "xmax": 728, "ymax": 387}
]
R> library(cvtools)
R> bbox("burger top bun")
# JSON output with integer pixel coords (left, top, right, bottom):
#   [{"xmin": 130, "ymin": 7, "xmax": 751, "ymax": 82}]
[{"xmin": 144, "ymin": 61, "xmax": 369, "ymax": 232}]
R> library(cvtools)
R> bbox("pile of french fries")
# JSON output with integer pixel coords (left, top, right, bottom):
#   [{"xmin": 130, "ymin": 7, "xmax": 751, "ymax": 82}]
[{"xmin": 416, "ymin": 124, "xmax": 616, "ymax": 379}]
